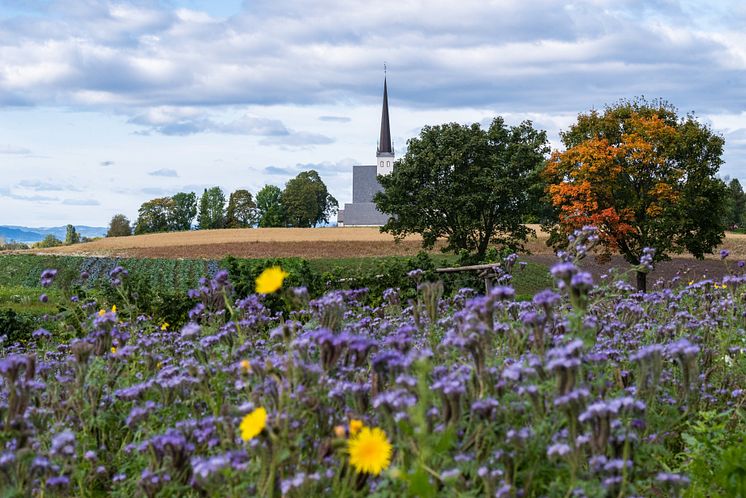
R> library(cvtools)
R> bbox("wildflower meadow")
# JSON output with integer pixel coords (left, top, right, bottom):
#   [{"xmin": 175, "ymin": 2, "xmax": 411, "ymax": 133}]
[{"xmin": 1, "ymin": 227, "xmax": 746, "ymax": 497}]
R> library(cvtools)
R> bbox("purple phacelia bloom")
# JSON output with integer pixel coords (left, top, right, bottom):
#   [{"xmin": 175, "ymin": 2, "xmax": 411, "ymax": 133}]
[
  {"xmin": 40, "ymin": 269, "xmax": 58, "ymax": 287},
  {"xmin": 50, "ymin": 430, "xmax": 76, "ymax": 458},
  {"xmin": 720, "ymin": 249, "xmax": 730, "ymax": 259}
]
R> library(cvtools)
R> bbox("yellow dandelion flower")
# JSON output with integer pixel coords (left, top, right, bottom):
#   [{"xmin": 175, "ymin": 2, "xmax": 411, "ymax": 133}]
[
  {"xmin": 240, "ymin": 360, "xmax": 251, "ymax": 373},
  {"xmin": 349, "ymin": 419, "xmax": 364, "ymax": 436},
  {"xmin": 98, "ymin": 309, "xmax": 106, "ymax": 317},
  {"xmin": 240, "ymin": 407, "xmax": 268, "ymax": 441},
  {"xmin": 255, "ymin": 267, "xmax": 289, "ymax": 294},
  {"xmin": 111, "ymin": 347, "xmax": 117, "ymax": 354},
  {"xmin": 348, "ymin": 427, "xmax": 392, "ymax": 475},
  {"xmin": 688, "ymin": 280, "xmax": 694, "ymax": 286},
  {"xmin": 161, "ymin": 322, "xmax": 169, "ymax": 331},
  {"xmin": 111, "ymin": 305, "xmax": 117, "ymax": 313}
]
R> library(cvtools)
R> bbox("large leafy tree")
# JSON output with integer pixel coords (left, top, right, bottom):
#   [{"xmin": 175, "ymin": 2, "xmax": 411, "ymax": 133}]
[
  {"xmin": 170, "ymin": 192, "xmax": 198, "ymax": 231},
  {"xmin": 282, "ymin": 171, "xmax": 338, "ymax": 227},
  {"xmin": 197, "ymin": 187, "xmax": 226, "ymax": 230},
  {"xmin": 375, "ymin": 117, "xmax": 549, "ymax": 259},
  {"xmin": 134, "ymin": 197, "xmax": 174, "ymax": 235},
  {"xmin": 256, "ymin": 185, "xmax": 285, "ymax": 227},
  {"xmin": 64, "ymin": 224, "xmax": 80, "ymax": 245},
  {"xmin": 226, "ymin": 189, "xmax": 258, "ymax": 228},
  {"xmin": 106, "ymin": 214, "xmax": 132, "ymax": 237},
  {"xmin": 545, "ymin": 98, "xmax": 728, "ymax": 291}
]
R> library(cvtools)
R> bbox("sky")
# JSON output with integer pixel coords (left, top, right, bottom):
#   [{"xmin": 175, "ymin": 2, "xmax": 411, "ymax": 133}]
[{"xmin": 0, "ymin": 0, "xmax": 745, "ymax": 227}]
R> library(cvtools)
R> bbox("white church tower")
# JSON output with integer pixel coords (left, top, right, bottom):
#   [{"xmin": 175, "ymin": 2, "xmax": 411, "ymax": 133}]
[{"xmin": 376, "ymin": 75, "xmax": 395, "ymax": 176}]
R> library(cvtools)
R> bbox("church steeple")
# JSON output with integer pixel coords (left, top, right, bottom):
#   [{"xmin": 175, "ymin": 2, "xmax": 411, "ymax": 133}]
[
  {"xmin": 376, "ymin": 68, "xmax": 394, "ymax": 176},
  {"xmin": 377, "ymin": 77, "xmax": 392, "ymax": 155}
]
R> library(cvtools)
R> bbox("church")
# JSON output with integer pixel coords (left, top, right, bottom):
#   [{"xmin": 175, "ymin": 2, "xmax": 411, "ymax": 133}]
[{"xmin": 337, "ymin": 76, "xmax": 395, "ymax": 226}]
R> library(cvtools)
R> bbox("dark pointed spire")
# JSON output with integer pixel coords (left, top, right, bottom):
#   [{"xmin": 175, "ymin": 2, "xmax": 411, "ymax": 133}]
[{"xmin": 377, "ymin": 75, "xmax": 393, "ymax": 155}]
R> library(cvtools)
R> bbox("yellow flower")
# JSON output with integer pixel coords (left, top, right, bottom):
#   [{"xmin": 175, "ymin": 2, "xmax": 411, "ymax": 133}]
[
  {"xmin": 98, "ymin": 309, "xmax": 105, "ymax": 317},
  {"xmin": 111, "ymin": 347, "xmax": 117, "ymax": 354},
  {"xmin": 161, "ymin": 322, "xmax": 169, "ymax": 331},
  {"xmin": 240, "ymin": 407, "xmax": 268, "ymax": 441},
  {"xmin": 348, "ymin": 427, "xmax": 393, "ymax": 476},
  {"xmin": 255, "ymin": 267, "xmax": 289, "ymax": 294},
  {"xmin": 688, "ymin": 281, "xmax": 694, "ymax": 286},
  {"xmin": 349, "ymin": 419, "xmax": 364, "ymax": 436},
  {"xmin": 333, "ymin": 425, "xmax": 346, "ymax": 438},
  {"xmin": 111, "ymin": 305, "xmax": 117, "ymax": 313},
  {"xmin": 240, "ymin": 360, "xmax": 251, "ymax": 373}
]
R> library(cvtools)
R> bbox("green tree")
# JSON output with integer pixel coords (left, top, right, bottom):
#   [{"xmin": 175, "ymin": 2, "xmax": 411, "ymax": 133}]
[
  {"xmin": 197, "ymin": 187, "xmax": 226, "ymax": 230},
  {"xmin": 135, "ymin": 197, "xmax": 174, "ymax": 235},
  {"xmin": 36, "ymin": 234, "xmax": 63, "ymax": 248},
  {"xmin": 170, "ymin": 192, "xmax": 197, "ymax": 231},
  {"xmin": 545, "ymin": 98, "xmax": 728, "ymax": 291},
  {"xmin": 282, "ymin": 170, "xmax": 338, "ymax": 228},
  {"xmin": 106, "ymin": 214, "xmax": 132, "ymax": 237},
  {"xmin": 107, "ymin": 214, "xmax": 133, "ymax": 237},
  {"xmin": 64, "ymin": 224, "xmax": 80, "ymax": 245},
  {"xmin": 226, "ymin": 189, "xmax": 258, "ymax": 228},
  {"xmin": 256, "ymin": 185, "xmax": 286, "ymax": 228},
  {"xmin": 724, "ymin": 178, "xmax": 746, "ymax": 229},
  {"xmin": 375, "ymin": 117, "xmax": 549, "ymax": 259}
]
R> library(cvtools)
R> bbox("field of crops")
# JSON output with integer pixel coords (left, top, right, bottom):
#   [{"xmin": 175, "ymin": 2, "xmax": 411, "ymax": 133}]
[{"xmin": 1, "ymin": 227, "xmax": 746, "ymax": 496}]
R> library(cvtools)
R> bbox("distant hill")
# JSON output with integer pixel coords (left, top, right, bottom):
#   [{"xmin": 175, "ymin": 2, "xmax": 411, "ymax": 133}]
[{"xmin": 0, "ymin": 225, "xmax": 107, "ymax": 243}]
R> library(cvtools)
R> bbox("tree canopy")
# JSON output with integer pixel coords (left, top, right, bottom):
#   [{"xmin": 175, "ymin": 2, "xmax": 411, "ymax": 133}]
[
  {"xmin": 170, "ymin": 192, "xmax": 198, "ymax": 231},
  {"xmin": 135, "ymin": 197, "xmax": 174, "ymax": 235},
  {"xmin": 226, "ymin": 189, "xmax": 258, "ymax": 228},
  {"xmin": 197, "ymin": 187, "xmax": 226, "ymax": 230},
  {"xmin": 256, "ymin": 185, "xmax": 285, "ymax": 228},
  {"xmin": 544, "ymin": 98, "xmax": 727, "ymax": 291},
  {"xmin": 106, "ymin": 214, "xmax": 132, "ymax": 237},
  {"xmin": 375, "ymin": 117, "xmax": 549, "ymax": 259},
  {"xmin": 282, "ymin": 171, "xmax": 338, "ymax": 228}
]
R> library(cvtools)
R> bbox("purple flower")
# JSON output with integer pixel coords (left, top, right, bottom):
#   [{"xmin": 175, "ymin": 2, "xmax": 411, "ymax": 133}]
[
  {"xmin": 40, "ymin": 269, "xmax": 58, "ymax": 287},
  {"xmin": 50, "ymin": 430, "xmax": 76, "ymax": 458},
  {"xmin": 720, "ymin": 249, "xmax": 730, "ymax": 260}
]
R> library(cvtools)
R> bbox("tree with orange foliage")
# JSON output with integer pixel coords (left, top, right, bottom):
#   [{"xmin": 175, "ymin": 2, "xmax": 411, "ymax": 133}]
[{"xmin": 545, "ymin": 99, "xmax": 727, "ymax": 292}]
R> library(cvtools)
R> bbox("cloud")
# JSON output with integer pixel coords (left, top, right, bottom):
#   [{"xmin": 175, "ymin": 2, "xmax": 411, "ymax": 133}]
[
  {"xmin": 100, "ymin": 160, "xmax": 115, "ymax": 166},
  {"xmin": 0, "ymin": 145, "xmax": 31, "ymax": 155},
  {"xmin": 263, "ymin": 165, "xmax": 295, "ymax": 175},
  {"xmin": 0, "ymin": 0, "xmax": 743, "ymax": 117},
  {"xmin": 148, "ymin": 168, "xmax": 179, "ymax": 177},
  {"xmin": 0, "ymin": 186, "xmax": 57, "ymax": 202},
  {"xmin": 62, "ymin": 198, "xmax": 100, "ymax": 206},
  {"xmin": 319, "ymin": 115, "xmax": 351, "ymax": 123},
  {"xmin": 17, "ymin": 179, "xmax": 82, "ymax": 191}
]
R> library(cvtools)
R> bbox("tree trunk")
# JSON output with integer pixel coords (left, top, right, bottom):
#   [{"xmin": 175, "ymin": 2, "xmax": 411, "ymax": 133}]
[{"xmin": 636, "ymin": 270, "xmax": 647, "ymax": 293}]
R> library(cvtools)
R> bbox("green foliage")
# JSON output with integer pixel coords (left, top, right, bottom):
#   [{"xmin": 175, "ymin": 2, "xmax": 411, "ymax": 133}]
[
  {"xmin": 282, "ymin": 170, "xmax": 338, "ymax": 227},
  {"xmin": 198, "ymin": 187, "xmax": 226, "ymax": 230},
  {"xmin": 106, "ymin": 214, "xmax": 132, "ymax": 237},
  {"xmin": 35, "ymin": 234, "xmax": 63, "ymax": 248},
  {"xmin": 135, "ymin": 197, "xmax": 174, "ymax": 234},
  {"xmin": 0, "ymin": 308, "xmax": 39, "ymax": 344},
  {"xmin": 226, "ymin": 189, "xmax": 258, "ymax": 228},
  {"xmin": 65, "ymin": 224, "xmax": 80, "ymax": 245},
  {"xmin": 375, "ymin": 117, "xmax": 549, "ymax": 259},
  {"xmin": 678, "ymin": 410, "xmax": 746, "ymax": 497},
  {"xmin": 724, "ymin": 177, "xmax": 746, "ymax": 229},
  {"xmin": 256, "ymin": 184, "xmax": 286, "ymax": 227},
  {"xmin": 171, "ymin": 192, "xmax": 198, "ymax": 231}
]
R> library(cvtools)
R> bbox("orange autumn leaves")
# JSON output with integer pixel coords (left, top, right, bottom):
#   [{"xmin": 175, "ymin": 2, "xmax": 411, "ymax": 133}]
[{"xmin": 545, "ymin": 112, "xmax": 682, "ymax": 251}]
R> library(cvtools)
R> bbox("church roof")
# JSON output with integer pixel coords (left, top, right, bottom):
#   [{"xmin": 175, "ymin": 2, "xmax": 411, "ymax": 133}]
[{"xmin": 377, "ymin": 77, "xmax": 393, "ymax": 155}]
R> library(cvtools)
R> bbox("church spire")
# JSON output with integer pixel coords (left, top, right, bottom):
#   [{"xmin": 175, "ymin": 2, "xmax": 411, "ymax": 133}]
[
  {"xmin": 377, "ymin": 75, "xmax": 393, "ymax": 155},
  {"xmin": 376, "ymin": 67, "xmax": 394, "ymax": 176}
]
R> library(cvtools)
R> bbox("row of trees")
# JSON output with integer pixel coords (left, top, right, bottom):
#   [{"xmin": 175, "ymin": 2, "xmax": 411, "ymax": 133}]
[
  {"xmin": 106, "ymin": 170, "xmax": 338, "ymax": 236},
  {"xmin": 375, "ymin": 97, "xmax": 739, "ymax": 291}
]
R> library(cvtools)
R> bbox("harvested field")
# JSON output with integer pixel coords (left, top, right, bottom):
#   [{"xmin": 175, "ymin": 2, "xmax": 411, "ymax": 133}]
[{"xmin": 23, "ymin": 225, "xmax": 746, "ymax": 263}]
